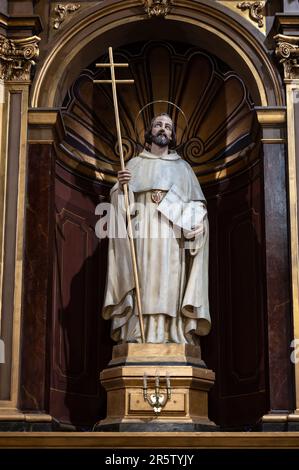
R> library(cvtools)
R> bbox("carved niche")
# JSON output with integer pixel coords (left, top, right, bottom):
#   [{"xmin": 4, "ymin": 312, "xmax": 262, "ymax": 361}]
[{"xmin": 57, "ymin": 41, "xmax": 259, "ymax": 186}]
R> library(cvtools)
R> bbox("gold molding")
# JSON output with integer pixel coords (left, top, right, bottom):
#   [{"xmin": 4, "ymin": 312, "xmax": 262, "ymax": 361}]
[
  {"xmin": 142, "ymin": 0, "xmax": 173, "ymax": 18},
  {"xmin": 0, "ymin": 79, "xmax": 7, "ymax": 336},
  {"xmin": 262, "ymin": 414, "xmax": 288, "ymax": 423},
  {"xmin": 237, "ymin": 1, "xmax": 265, "ymax": 28},
  {"xmin": 28, "ymin": 109, "xmax": 66, "ymax": 143},
  {"xmin": 285, "ymin": 82, "xmax": 299, "ymax": 414},
  {"xmin": 274, "ymin": 34, "xmax": 299, "ymax": 80},
  {"xmin": 1, "ymin": 432, "xmax": 299, "ymax": 448},
  {"xmin": 0, "ymin": 82, "xmax": 30, "ymax": 409},
  {"xmin": 0, "ymin": 35, "xmax": 40, "ymax": 82},
  {"xmin": 28, "ymin": 111, "xmax": 60, "ymax": 126},
  {"xmin": 287, "ymin": 414, "xmax": 299, "ymax": 421},
  {"xmin": 53, "ymin": 3, "xmax": 81, "ymax": 30},
  {"xmin": 11, "ymin": 84, "xmax": 29, "ymax": 408},
  {"xmin": 261, "ymin": 139, "xmax": 286, "ymax": 144},
  {"xmin": 262, "ymin": 413, "xmax": 299, "ymax": 423},
  {"xmin": 0, "ymin": 411, "xmax": 52, "ymax": 422},
  {"xmin": 256, "ymin": 108, "xmax": 286, "ymax": 126}
]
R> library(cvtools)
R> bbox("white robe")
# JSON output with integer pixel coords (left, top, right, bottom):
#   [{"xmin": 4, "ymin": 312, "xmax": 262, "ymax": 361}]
[{"xmin": 102, "ymin": 150, "xmax": 211, "ymax": 344}]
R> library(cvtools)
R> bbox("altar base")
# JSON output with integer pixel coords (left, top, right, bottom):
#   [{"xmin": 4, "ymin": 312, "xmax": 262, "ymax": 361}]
[{"xmin": 95, "ymin": 344, "xmax": 217, "ymax": 431}]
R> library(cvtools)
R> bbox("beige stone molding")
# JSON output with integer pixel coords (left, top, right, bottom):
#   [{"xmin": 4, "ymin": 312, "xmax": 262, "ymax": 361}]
[
  {"xmin": 274, "ymin": 34, "xmax": 299, "ymax": 80},
  {"xmin": 0, "ymin": 411, "xmax": 52, "ymax": 422},
  {"xmin": 237, "ymin": 1, "xmax": 265, "ymax": 28},
  {"xmin": 1, "ymin": 432, "xmax": 299, "ymax": 448},
  {"xmin": 0, "ymin": 13, "xmax": 42, "ymax": 34},
  {"xmin": 0, "ymin": 35, "xmax": 40, "ymax": 81},
  {"xmin": 53, "ymin": 3, "xmax": 81, "ymax": 30},
  {"xmin": 142, "ymin": 0, "xmax": 173, "ymax": 18}
]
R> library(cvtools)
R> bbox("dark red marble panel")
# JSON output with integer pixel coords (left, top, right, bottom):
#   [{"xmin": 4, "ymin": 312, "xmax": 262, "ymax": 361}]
[
  {"xmin": 20, "ymin": 143, "xmax": 54, "ymax": 412},
  {"xmin": 263, "ymin": 143, "xmax": 293, "ymax": 412},
  {"xmin": 202, "ymin": 159, "xmax": 269, "ymax": 427},
  {"xmin": 50, "ymin": 163, "xmax": 112, "ymax": 427}
]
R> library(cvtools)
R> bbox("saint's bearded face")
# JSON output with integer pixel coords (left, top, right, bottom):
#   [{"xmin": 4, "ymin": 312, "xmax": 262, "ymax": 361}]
[
  {"xmin": 152, "ymin": 133, "xmax": 170, "ymax": 147},
  {"xmin": 151, "ymin": 115, "xmax": 173, "ymax": 148}
]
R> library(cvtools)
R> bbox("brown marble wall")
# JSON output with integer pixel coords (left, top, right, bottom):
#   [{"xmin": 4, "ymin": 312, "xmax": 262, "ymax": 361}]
[
  {"xmin": 19, "ymin": 143, "xmax": 55, "ymax": 412},
  {"xmin": 262, "ymin": 141, "xmax": 294, "ymax": 412},
  {"xmin": 8, "ymin": 1, "xmax": 34, "ymax": 14}
]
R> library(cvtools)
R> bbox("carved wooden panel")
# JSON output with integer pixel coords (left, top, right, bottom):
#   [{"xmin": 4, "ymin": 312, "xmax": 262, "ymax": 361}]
[
  {"xmin": 203, "ymin": 159, "xmax": 268, "ymax": 427},
  {"xmin": 50, "ymin": 163, "xmax": 112, "ymax": 426}
]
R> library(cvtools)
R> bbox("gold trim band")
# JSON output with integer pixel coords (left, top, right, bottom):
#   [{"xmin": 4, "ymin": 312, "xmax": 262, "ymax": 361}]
[
  {"xmin": 256, "ymin": 109, "xmax": 286, "ymax": 125},
  {"xmin": 261, "ymin": 139, "xmax": 286, "ymax": 144},
  {"xmin": 0, "ymin": 432, "xmax": 299, "ymax": 448}
]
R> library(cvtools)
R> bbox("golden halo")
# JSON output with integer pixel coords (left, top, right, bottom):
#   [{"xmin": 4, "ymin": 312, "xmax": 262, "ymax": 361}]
[{"xmin": 134, "ymin": 100, "xmax": 189, "ymax": 148}]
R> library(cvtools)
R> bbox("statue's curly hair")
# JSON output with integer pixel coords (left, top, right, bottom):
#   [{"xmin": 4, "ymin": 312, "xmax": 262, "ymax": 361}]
[{"xmin": 144, "ymin": 113, "xmax": 177, "ymax": 149}]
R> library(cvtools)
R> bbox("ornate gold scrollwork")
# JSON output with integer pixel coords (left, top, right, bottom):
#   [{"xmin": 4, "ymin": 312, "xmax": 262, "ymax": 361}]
[
  {"xmin": 142, "ymin": 0, "xmax": 173, "ymax": 18},
  {"xmin": 0, "ymin": 35, "xmax": 40, "ymax": 81},
  {"xmin": 237, "ymin": 1, "xmax": 265, "ymax": 28},
  {"xmin": 274, "ymin": 34, "xmax": 299, "ymax": 80},
  {"xmin": 53, "ymin": 3, "xmax": 81, "ymax": 30}
]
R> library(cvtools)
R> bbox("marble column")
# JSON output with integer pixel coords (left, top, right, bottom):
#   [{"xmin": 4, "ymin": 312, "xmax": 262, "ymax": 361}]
[
  {"xmin": 264, "ymin": 31, "xmax": 299, "ymax": 430},
  {"xmin": 256, "ymin": 108, "xmax": 294, "ymax": 430},
  {"xmin": 18, "ymin": 110, "xmax": 64, "ymax": 427},
  {"xmin": 0, "ymin": 34, "xmax": 49, "ymax": 429}
]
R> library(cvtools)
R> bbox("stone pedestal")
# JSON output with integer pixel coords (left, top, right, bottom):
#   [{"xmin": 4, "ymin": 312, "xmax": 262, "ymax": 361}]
[{"xmin": 95, "ymin": 344, "xmax": 217, "ymax": 431}]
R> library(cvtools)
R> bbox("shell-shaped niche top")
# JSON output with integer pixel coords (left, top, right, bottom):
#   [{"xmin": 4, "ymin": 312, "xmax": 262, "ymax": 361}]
[{"xmin": 58, "ymin": 41, "xmax": 259, "ymax": 186}]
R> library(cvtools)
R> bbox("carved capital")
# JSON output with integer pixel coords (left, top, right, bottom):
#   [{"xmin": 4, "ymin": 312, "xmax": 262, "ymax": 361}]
[
  {"xmin": 142, "ymin": 0, "xmax": 173, "ymax": 18},
  {"xmin": 274, "ymin": 34, "xmax": 299, "ymax": 80},
  {"xmin": 53, "ymin": 3, "xmax": 81, "ymax": 30},
  {"xmin": 0, "ymin": 35, "xmax": 40, "ymax": 81},
  {"xmin": 237, "ymin": 1, "xmax": 265, "ymax": 28}
]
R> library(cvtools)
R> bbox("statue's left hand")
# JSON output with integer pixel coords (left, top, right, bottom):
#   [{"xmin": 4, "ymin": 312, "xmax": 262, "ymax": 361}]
[
  {"xmin": 118, "ymin": 169, "xmax": 132, "ymax": 189},
  {"xmin": 184, "ymin": 224, "xmax": 204, "ymax": 240}
]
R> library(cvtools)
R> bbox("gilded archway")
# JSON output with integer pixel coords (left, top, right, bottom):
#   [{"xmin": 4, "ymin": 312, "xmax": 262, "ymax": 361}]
[
  {"xmin": 31, "ymin": 0, "xmax": 283, "ymax": 108},
  {"xmin": 57, "ymin": 41, "xmax": 259, "ymax": 184}
]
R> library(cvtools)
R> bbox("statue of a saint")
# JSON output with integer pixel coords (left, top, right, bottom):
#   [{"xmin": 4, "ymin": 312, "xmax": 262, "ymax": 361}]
[{"xmin": 102, "ymin": 113, "xmax": 210, "ymax": 344}]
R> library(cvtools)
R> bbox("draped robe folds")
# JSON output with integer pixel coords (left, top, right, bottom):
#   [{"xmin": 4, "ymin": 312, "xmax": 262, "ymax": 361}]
[{"xmin": 102, "ymin": 150, "xmax": 211, "ymax": 344}]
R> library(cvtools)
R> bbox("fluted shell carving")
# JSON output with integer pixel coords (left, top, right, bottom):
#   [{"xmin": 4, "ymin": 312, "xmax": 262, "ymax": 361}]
[{"xmin": 58, "ymin": 42, "xmax": 258, "ymax": 185}]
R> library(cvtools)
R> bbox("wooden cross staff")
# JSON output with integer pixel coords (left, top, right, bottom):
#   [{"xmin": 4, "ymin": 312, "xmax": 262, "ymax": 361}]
[{"xmin": 94, "ymin": 47, "xmax": 145, "ymax": 343}]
